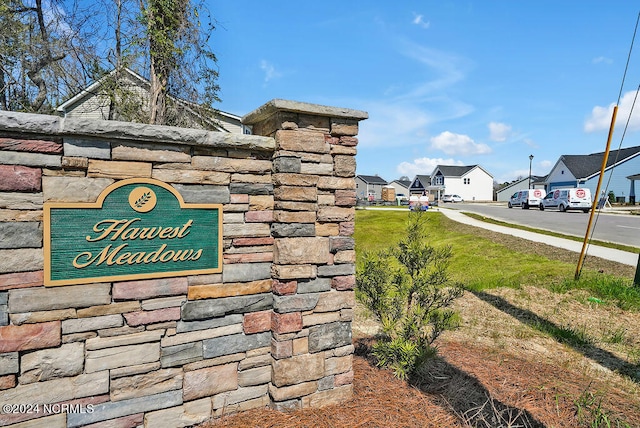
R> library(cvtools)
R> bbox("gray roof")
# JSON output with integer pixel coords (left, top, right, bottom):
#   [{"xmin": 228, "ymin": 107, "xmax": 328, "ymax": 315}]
[
  {"xmin": 392, "ymin": 179, "xmax": 411, "ymax": 188},
  {"xmin": 561, "ymin": 145, "xmax": 640, "ymax": 179},
  {"xmin": 434, "ymin": 165, "xmax": 476, "ymax": 177},
  {"xmin": 410, "ymin": 175, "xmax": 430, "ymax": 189},
  {"xmin": 357, "ymin": 175, "xmax": 388, "ymax": 185}
]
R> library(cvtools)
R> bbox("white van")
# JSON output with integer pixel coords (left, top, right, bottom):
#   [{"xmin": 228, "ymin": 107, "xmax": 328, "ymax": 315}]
[
  {"xmin": 539, "ymin": 188, "xmax": 592, "ymax": 212},
  {"xmin": 508, "ymin": 189, "xmax": 544, "ymax": 209}
]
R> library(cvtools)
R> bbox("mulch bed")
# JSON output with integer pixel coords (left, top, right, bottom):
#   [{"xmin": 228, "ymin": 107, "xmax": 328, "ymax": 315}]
[
  {"xmin": 206, "ymin": 338, "xmax": 640, "ymax": 428},
  {"xmin": 206, "ymin": 219, "xmax": 640, "ymax": 427}
]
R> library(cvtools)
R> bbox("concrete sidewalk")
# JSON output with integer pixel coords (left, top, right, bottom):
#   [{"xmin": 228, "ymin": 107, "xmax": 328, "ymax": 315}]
[{"xmin": 438, "ymin": 207, "xmax": 639, "ymax": 266}]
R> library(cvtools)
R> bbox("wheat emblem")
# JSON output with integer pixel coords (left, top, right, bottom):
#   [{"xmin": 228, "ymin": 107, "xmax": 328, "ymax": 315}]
[
  {"xmin": 135, "ymin": 192, "xmax": 151, "ymax": 208},
  {"xmin": 129, "ymin": 187, "xmax": 157, "ymax": 213}
]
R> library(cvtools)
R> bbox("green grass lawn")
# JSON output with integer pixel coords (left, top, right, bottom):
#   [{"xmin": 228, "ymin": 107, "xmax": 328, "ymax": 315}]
[{"xmin": 355, "ymin": 209, "xmax": 640, "ymax": 311}]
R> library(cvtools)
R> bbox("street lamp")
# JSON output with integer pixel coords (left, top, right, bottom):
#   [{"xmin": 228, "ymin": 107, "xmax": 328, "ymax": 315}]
[{"xmin": 528, "ymin": 154, "xmax": 534, "ymax": 189}]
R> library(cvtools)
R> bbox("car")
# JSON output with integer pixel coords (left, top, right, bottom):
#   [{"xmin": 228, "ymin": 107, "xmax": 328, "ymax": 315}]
[
  {"xmin": 441, "ymin": 194, "xmax": 463, "ymax": 203},
  {"xmin": 508, "ymin": 189, "xmax": 544, "ymax": 209},
  {"xmin": 539, "ymin": 188, "xmax": 592, "ymax": 212}
]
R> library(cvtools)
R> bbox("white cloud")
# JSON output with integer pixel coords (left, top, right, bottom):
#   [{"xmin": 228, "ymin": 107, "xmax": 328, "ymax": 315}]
[
  {"xmin": 396, "ymin": 40, "xmax": 471, "ymax": 100},
  {"xmin": 429, "ymin": 131, "xmax": 492, "ymax": 156},
  {"xmin": 592, "ymin": 56, "xmax": 613, "ymax": 65},
  {"xmin": 397, "ymin": 157, "xmax": 463, "ymax": 177},
  {"xmin": 584, "ymin": 90, "xmax": 640, "ymax": 132},
  {"xmin": 498, "ymin": 158, "xmax": 552, "ymax": 184},
  {"xmin": 488, "ymin": 122, "xmax": 511, "ymax": 142},
  {"xmin": 412, "ymin": 13, "xmax": 430, "ymax": 29},
  {"xmin": 539, "ymin": 159, "xmax": 553, "ymax": 169},
  {"xmin": 355, "ymin": 96, "xmax": 474, "ymax": 149},
  {"xmin": 346, "ymin": 39, "xmax": 474, "ymax": 150},
  {"xmin": 260, "ymin": 60, "xmax": 282, "ymax": 83}
]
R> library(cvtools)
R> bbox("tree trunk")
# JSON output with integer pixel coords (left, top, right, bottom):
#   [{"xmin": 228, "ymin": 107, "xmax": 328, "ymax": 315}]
[
  {"xmin": 0, "ymin": 62, "xmax": 7, "ymax": 110},
  {"xmin": 149, "ymin": 57, "xmax": 168, "ymax": 125}
]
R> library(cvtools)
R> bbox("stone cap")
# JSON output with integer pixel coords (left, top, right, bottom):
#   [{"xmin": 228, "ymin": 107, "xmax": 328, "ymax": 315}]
[
  {"xmin": 0, "ymin": 110, "xmax": 275, "ymax": 152},
  {"xmin": 242, "ymin": 99, "xmax": 369, "ymax": 126}
]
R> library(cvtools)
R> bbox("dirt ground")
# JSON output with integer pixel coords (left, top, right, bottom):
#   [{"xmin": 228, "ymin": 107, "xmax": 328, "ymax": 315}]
[{"xmin": 207, "ymin": 224, "xmax": 640, "ymax": 428}]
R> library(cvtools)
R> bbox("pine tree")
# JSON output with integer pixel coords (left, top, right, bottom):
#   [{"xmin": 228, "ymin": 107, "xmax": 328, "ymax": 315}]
[{"xmin": 357, "ymin": 210, "xmax": 465, "ymax": 379}]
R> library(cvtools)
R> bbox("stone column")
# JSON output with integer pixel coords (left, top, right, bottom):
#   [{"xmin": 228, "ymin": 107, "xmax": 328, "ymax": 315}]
[{"xmin": 242, "ymin": 100, "xmax": 367, "ymax": 409}]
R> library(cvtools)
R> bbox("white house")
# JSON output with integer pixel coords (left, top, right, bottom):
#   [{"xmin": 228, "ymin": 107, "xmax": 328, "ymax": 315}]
[
  {"xmin": 545, "ymin": 145, "xmax": 640, "ymax": 203},
  {"xmin": 408, "ymin": 175, "xmax": 441, "ymax": 202},
  {"xmin": 56, "ymin": 68, "xmax": 250, "ymax": 134},
  {"xmin": 496, "ymin": 175, "xmax": 546, "ymax": 202},
  {"xmin": 430, "ymin": 165, "xmax": 494, "ymax": 202}
]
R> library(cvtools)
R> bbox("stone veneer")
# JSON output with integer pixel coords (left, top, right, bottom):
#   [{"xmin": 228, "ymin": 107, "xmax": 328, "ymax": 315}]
[{"xmin": 0, "ymin": 99, "xmax": 367, "ymax": 427}]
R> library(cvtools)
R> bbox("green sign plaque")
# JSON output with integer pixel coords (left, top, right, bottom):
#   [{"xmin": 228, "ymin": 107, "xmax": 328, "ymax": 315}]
[{"xmin": 44, "ymin": 178, "xmax": 222, "ymax": 286}]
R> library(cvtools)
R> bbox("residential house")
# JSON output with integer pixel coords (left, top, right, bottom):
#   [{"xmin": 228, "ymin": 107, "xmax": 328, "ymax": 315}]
[
  {"xmin": 496, "ymin": 175, "xmax": 546, "ymax": 202},
  {"xmin": 408, "ymin": 175, "xmax": 440, "ymax": 202},
  {"xmin": 355, "ymin": 175, "xmax": 388, "ymax": 201},
  {"xmin": 388, "ymin": 177, "xmax": 411, "ymax": 199},
  {"xmin": 430, "ymin": 165, "xmax": 494, "ymax": 202},
  {"xmin": 56, "ymin": 68, "xmax": 250, "ymax": 134},
  {"xmin": 545, "ymin": 145, "xmax": 640, "ymax": 203}
]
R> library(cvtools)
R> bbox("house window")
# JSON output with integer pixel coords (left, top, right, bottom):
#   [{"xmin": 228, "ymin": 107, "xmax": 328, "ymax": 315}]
[
  {"xmin": 434, "ymin": 176, "xmax": 443, "ymax": 186},
  {"xmin": 464, "ymin": 178, "xmax": 470, "ymax": 184}
]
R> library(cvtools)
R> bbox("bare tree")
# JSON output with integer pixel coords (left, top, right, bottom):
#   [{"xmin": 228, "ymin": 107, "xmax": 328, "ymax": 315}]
[
  {"xmin": 0, "ymin": 0, "xmax": 221, "ymax": 125},
  {"xmin": 0, "ymin": 0, "xmax": 98, "ymax": 113}
]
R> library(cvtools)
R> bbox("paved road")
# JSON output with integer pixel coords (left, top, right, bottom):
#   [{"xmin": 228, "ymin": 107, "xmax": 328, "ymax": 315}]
[{"xmin": 440, "ymin": 202, "xmax": 640, "ymax": 248}]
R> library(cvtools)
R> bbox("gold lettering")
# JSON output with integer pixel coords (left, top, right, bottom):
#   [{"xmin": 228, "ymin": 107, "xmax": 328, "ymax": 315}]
[
  {"xmin": 86, "ymin": 220, "xmax": 125, "ymax": 242},
  {"xmin": 138, "ymin": 227, "xmax": 160, "ymax": 239},
  {"xmin": 128, "ymin": 252, "xmax": 146, "ymax": 265},
  {"xmin": 143, "ymin": 244, "xmax": 167, "ymax": 263},
  {"xmin": 105, "ymin": 244, "xmax": 128, "ymax": 265},
  {"xmin": 166, "ymin": 228, "xmax": 180, "ymax": 239},
  {"xmin": 111, "ymin": 219, "xmax": 141, "ymax": 240},
  {"xmin": 120, "ymin": 227, "xmax": 141, "ymax": 241},
  {"xmin": 86, "ymin": 218, "xmax": 195, "ymax": 243},
  {"xmin": 177, "ymin": 220, "xmax": 194, "ymax": 238},
  {"xmin": 173, "ymin": 249, "xmax": 194, "ymax": 261},
  {"xmin": 159, "ymin": 250, "xmax": 175, "ymax": 262},
  {"xmin": 73, "ymin": 250, "xmax": 98, "ymax": 268},
  {"xmin": 115, "ymin": 251, "xmax": 132, "ymax": 265},
  {"xmin": 72, "ymin": 244, "xmax": 128, "ymax": 268},
  {"xmin": 85, "ymin": 219, "xmax": 141, "ymax": 242},
  {"xmin": 189, "ymin": 249, "xmax": 203, "ymax": 260},
  {"xmin": 158, "ymin": 228, "xmax": 174, "ymax": 239}
]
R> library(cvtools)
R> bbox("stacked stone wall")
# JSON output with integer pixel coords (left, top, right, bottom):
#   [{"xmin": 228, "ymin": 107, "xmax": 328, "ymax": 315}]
[{"xmin": 0, "ymin": 99, "xmax": 367, "ymax": 427}]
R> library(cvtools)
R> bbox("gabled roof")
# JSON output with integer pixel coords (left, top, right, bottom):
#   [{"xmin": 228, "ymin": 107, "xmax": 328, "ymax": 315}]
[
  {"xmin": 392, "ymin": 179, "xmax": 411, "ymax": 188},
  {"xmin": 532, "ymin": 174, "xmax": 548, "ymax": 184},
  {"xmin": 560, "ymin": 145, "xmax": 640, "ymax": 180},
  {"xmin": 433, "ymin": 164, "xmax": 493, "ymax": 178},
  {"xmin": 56, "ymin": 67, "xmax": 242, "ymax": 132},
  {"xmin": 410, "ymin": 175, "xmax": 430, "ymax": 188},
  {"xmin": 357, "ymin": 175, "xmax": 388, "ymax": 185},
  {"xmin": 56, "ymin": 68, "xmax": 148, "ymax": 113},
  {"xmin": 496, "ymin": 175, "xmax": 547, "ymax": 195}
]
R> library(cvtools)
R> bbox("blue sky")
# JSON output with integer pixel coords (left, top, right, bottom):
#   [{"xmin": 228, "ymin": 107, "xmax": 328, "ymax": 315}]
[{"xmin": 208, "ymin": 1, "xmax": 640, "ymax": 184}]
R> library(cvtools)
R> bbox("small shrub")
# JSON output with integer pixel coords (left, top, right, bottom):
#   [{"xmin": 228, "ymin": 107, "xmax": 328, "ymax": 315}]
[{"xmin": 356, "ymin": 210, "xmax": 465, "ymax": 379}]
